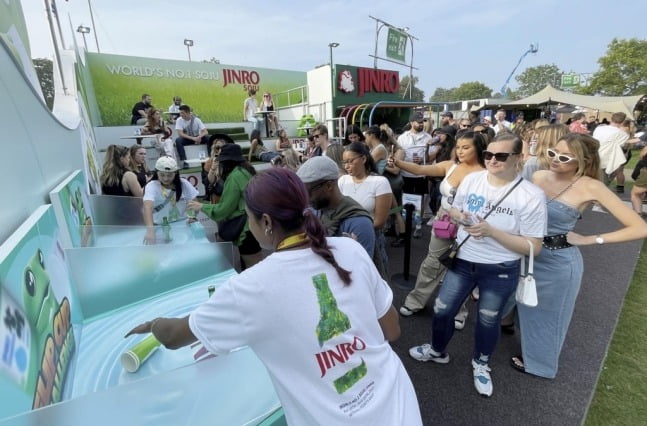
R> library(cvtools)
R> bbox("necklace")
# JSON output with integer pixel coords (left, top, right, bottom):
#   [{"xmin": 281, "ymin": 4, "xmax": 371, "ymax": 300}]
[
  {"xmin": 547, "ymin": 176, "xmax": 581, "ymax": 204},
  {"xmin": 276, "ymin": 233, "xmax": 309, "ymax": 251},
  {"xmin": 352, "ymin": 176, "xmax": 366, "ymax": 193}
]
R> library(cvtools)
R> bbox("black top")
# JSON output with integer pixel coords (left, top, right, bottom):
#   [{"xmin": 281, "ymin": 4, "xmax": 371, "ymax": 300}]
[{"xmin": 131, "ymin": 102, "xmax": 150, "ymax": 124}]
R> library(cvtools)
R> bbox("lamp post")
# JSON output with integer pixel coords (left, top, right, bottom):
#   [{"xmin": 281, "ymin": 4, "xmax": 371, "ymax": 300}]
[
  {"xmin": 328, "ymin": 42, "xmax": 339, "ymax": 97},
  {"xmin": 76, "ymin": 25, "xmax": 90, "ymax": 51},
  {"xmin": 184, "ymin": 39, "xmax": 194, "ymax": 62}
]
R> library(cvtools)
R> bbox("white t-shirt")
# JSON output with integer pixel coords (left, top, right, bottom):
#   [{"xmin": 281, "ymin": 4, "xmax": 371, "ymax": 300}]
[
  {"xmin": 397, "ymin": 130, "xmax": 432, "ymax": 178},
  {"xmin": 143, "ymin": 178, "xmax": 198, "ymax": 224},
  {"xmin": 189, "ymin": 237, "xmax": 422, "ymax": 425},
  {"xmin": 244, "ymin": 97, "xmax": 259, "ymax": 120},
  {"xmin": 452, "ymin": 170, "xmax": 546, "ymax": 263},
  {"xmin": 175, "ymin": 114, "xmax": 206, "ymax": 136},
  {"xmin": 593, "ymin": 124, "xmax": 629, "ymax": 174},
  {"xmin": 337, "ymin": 175, "xmax": 392, "ymax": 218}
]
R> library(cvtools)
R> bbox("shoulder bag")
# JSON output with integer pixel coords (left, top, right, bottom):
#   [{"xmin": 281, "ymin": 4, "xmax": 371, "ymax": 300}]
[{"xmin": 515, "ymin": 239, "xmax": 538, "ymax": 307}]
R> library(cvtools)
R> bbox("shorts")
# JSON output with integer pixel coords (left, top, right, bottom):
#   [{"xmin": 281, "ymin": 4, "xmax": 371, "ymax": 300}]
[
  {"xmin": 238, "ymin": 230, "xmax": 261, "ymax": 255},
  {"xmin": 402, "ymin": 176, "xmax": 428, "ymax": 196}
]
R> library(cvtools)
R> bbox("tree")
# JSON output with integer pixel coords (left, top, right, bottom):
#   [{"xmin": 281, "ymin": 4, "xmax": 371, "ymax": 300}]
[
  {"xmin": 452, "ymin": 81, "xmax": 493, "ymax": 101},
  {"xmin": 514, "ymin": 64, "xmax": 562, "ymax": 98},
  {"xmin": 398, "ymin": 75, "xmax": 424, "ymax": 101},
  {"xmin": 429, "ymin": 82, "xmax": 492, "ymax": 102},
  {"xmin": 32, "ymin": 58, "xmax": 54, "ymax": 110},
  {"xmin": 583, "ymin": 38, "xmax": 647, "ymax": 96},
  {"xmin": 429, "ymin": 87, "xmax": 454, "ymax": 102}
]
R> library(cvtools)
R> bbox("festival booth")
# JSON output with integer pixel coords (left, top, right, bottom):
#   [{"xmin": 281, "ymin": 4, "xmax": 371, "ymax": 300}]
[
  {"xmin": 49, "ymin": 170, "xmax": 216, "ymax": 248},
  {"xmin": 0, "ymin": 205, "xmax": 282, "ymax": 425}
]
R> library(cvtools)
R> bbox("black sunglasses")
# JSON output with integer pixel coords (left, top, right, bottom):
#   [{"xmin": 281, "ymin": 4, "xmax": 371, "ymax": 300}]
[{"xmin": 483, "ymin": 151, "xmax": 518, "ymax": 161}]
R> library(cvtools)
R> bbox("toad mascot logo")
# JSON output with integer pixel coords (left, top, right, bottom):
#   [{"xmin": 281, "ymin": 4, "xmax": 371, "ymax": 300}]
[
  {"xmin": 22, "ymin": 249, "xmax": 75, "ymax": 408},
  {"xmin": 337, "ymin": 70, "xmax": 355, "ymax": 94}
]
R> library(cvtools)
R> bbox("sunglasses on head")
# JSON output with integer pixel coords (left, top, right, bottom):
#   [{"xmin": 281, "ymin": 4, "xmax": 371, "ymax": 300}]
[
  {"xmin": 547, "ymin": 148, "xmax": 576, "ymax": 163},
  {"xmin": 483, "ymin": 151, "xmax": 518, "ymax": 161}
]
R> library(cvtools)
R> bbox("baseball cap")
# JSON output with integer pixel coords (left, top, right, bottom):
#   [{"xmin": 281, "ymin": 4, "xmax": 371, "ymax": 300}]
[
  {"xmin": 409, "ymin": 110, "xmax": 424, "ymax": 123},
  {"xmin": 441, "ymin": 111, "xmax": 453, "ymax": 118},
  {"xmin": 438, "ymin": 126, "xmax": 457, "ymax": 137},
  {"xmin": 296, "ymin": 156, "xmax": 340, "ymax": 183},
  {"xmin": 155, "ymin": 156, "xmax": 179, "ymax": 172}
]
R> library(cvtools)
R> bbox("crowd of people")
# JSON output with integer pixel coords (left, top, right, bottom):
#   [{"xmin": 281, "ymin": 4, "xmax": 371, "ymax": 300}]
[{"xmin": 114, "ymin": 104, "xmax": 647, "ymax": 421}]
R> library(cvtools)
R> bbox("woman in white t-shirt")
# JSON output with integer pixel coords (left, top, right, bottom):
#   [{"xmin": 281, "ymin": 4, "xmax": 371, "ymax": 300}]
[
  {"xmin": 408, "ymin": 133, "xmax": 547, "ymax": 398},
  {"xmin": 338, "ymin": 142, "xmax": 392, "ymax": 279},
  {"xmin": 126, "ymin": 168, "xmax": 422, "ymax": 426},
  {"xmin": 143, "ymin": 156, "xmax": 198, "ymax": 244}
]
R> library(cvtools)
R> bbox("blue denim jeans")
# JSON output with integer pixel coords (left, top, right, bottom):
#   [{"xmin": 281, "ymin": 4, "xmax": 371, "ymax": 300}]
[{"xmin": 431, "ymin": 257, "xmax": 520, "ymax": 363}]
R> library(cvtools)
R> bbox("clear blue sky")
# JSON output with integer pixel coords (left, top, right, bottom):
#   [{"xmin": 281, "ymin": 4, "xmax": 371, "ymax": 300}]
[{"xmin": 23, "ymin": 0, "xmax": 647, "ymax": 98}]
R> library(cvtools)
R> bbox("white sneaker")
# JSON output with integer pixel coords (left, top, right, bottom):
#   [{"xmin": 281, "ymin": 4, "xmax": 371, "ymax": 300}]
[
  {"xmin": 399, "ymin": 306, "xmax": 416, "ymax": 316},
  {"xmin": 472, "ymin": 360, "xmax": 493, "ymax": 397},
  {"xmin": 409, "ymin": 344, "xmax": 450, "ymax": 364},
  {"xmin": 413, "ymin": 226, "xmax": 422, "ymax": 239}
]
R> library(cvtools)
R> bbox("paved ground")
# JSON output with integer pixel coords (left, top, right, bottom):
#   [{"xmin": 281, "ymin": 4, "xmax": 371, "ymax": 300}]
[{"xmin": 383, "ymin": 201, "xmax": 642, "ymax": 425}]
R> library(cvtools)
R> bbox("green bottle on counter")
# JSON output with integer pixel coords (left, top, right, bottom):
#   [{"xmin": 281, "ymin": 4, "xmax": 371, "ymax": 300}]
[{"xmin": 162, "ymin": 216, "xmax": 172, "ymax": 243}]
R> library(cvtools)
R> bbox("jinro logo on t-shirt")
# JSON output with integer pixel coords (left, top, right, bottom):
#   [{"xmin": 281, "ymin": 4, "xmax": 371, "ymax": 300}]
[{"xmin": 315, "ymin": 336, "xmax": 366, "ymax": 378}]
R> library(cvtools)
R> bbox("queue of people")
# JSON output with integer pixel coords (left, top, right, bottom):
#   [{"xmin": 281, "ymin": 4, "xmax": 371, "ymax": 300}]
[{"xmin": 115, "ymin": 107, "xmax": 647, "ymax": 422}]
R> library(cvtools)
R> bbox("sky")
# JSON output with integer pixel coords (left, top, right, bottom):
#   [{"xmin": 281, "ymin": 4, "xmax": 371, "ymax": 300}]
[{"xmin": 21, "ymin": 0, "xmax": 647, "ymax": 99}]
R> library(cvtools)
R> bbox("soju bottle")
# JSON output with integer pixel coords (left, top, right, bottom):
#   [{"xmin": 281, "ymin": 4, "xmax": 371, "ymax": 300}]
[
  {"xmin": 162, "ymin": 216, "xmax": 172, "ymax": 243},
  {"xmin": 312, "ymin": 273, "xmax": 350, "ymax": 346}
]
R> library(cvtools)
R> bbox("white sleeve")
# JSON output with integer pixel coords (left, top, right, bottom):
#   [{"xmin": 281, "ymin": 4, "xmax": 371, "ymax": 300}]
[
  {"xmin": 181, "ymin": 179, "xmax": 199, "ymax": 199},
  {"xmin": 143, "ymin": 181, "xmax": 160, "ymax": 202},
  {"xmin": 374, "ymin": 176, "xmax": 392, "ymax": 197},
  {"xmin": 519, "ymin": 188, "xmax": 547, "ymax": 237}
]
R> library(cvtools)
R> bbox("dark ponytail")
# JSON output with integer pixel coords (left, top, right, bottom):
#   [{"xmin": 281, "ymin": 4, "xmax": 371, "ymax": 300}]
[{"xmin": 245, "ymin": 169, "xmax": 352, "ymax": 285}]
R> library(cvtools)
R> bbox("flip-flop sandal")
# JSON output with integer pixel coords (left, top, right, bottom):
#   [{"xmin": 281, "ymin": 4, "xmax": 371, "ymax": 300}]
[{"xmin": 510, "ymin": 355, "xmax": 526, "ymax": 373}]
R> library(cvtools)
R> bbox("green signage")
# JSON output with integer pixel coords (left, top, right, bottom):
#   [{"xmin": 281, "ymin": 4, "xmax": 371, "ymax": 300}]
[
  {"xmin": 561, "ymin": 73, "xmax": 581, "ymax": 88},
  {"xmin": 386, "ymin": 28, "xmax": 407, "ymax": 63}
]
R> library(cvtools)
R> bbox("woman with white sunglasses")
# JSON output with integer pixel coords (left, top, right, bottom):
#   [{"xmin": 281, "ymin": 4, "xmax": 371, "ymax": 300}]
[{"xmin": 511, "ymin": 133, "xmax": 647, "ymax": 378}]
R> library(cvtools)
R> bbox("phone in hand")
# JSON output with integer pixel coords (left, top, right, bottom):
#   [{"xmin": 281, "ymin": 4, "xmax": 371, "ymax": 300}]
[{"xmin": 459, "ymin": 214, "xmax": 477, "ymax": 227}]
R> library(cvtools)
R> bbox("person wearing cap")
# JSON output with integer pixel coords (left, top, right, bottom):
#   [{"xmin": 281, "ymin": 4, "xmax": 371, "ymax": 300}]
[
  {"xmin": 297, "ymin": 156, "xmax": 375, "ymax": 256},
  {"xmin": 440, "ymin": 111, "xmax": 456, "ymax": 129},
  {"xmin": 397, "ymin": 110, "xmax": 433, "ymax": 238},
  {"xmin": 143, "ymin": 156, "xmax": 199, "ymax": 244},
  {"xmin": 188, "ymin": 144, "xmax": 264, "ymax": 270}
]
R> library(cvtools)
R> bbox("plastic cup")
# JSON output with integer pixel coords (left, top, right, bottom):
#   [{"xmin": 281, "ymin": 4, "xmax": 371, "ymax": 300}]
[{"xmin": 121, "ymin": 334, "xmax": 161, "ymax": 373}]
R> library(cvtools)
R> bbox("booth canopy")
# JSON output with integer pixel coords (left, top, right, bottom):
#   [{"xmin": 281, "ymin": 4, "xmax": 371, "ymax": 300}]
[{"xmin": 481, "ymin": 85, "xmax": 646, "ymax": 119}]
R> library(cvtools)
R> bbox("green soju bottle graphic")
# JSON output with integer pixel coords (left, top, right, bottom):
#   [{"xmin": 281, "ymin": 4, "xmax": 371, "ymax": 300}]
[
  {"xmin": 162, "ymin": 216, "xmax": 172, "ymax": 243},
  {"xmin": 313, "ymin": 273, "xmax": 350, "ymax": 346}
]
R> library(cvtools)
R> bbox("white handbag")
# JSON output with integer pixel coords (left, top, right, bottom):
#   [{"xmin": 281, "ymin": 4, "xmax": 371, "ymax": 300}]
[{"xmin": 516, "ymin": 240, "xmax": 538, "ymax": 307}]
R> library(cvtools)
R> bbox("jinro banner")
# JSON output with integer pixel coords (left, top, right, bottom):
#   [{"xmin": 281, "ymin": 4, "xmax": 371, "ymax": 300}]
[{"xmin": 86, "ymin": 53, "xmax": 307, "ymax": 126}]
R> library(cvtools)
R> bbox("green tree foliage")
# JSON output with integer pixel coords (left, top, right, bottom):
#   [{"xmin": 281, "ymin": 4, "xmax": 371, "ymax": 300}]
[
  {"xmin": 32, "ymin": 58, "xmax": 54, "ymax": 110},
  {"xmin": 514, "ymin": 64, "xmax": 562, "ymax": 98},
  {"xmin": 398, "ymin": 75, "xmax": 425, "ymax": 101},
  {"xmin": 429, "ymin": 82, "xmax": 492, "ymax": 102},
  {"xmin": 452, "ymin": 82, "xmax": 492, "ymax": 101},
  {"xmin": 583, "ymin": 38, "xmax": 647, "ymax": 96}
]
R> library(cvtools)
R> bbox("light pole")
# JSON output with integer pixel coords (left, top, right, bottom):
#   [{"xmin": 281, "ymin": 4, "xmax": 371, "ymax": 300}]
[
  {"xmin": 184, "ymin": 39, "xmax": 194, "ymax": 62},
  {"xmin": 328, "ymin": 42, "xmax": 339, "ymax": 97},
  {"xmin": 77, "ymin": 25, "xmax": 90, "ymax": 51}
]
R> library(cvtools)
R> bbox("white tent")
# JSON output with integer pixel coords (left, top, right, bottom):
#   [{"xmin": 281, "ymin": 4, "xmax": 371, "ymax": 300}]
[{"xmin": 481, "ymin": 85, "xmax": 646, "ymax": 119}]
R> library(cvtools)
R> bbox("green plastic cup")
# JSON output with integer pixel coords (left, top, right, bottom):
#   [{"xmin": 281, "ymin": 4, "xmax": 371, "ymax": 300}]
[{"xmin": 121, "ymin": 334, "xmax": 161, "ymax": 373}]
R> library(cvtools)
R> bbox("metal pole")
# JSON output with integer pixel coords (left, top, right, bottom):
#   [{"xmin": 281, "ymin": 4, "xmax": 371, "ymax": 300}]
[
  {"xmin": 408, "ymin": 34, "xmax": 414, "ymax": 100},
  {"xmin": 87, "ymin": 0, "xmax": 100, "ymax": 52},
  {"xmin": 329, "ymin": 45, "xmax": 334, "ymax": 97},
  {"xmin": 43, "ymin": 0, "xmax": 68, "ymax": 95},
  {"xmin": 81, "ymin": 33, "xmax": 88, "ymax": 51},
  {"xmin": 51, "ymin": 0, "xmax": 66, "ymax": 48},
  {"xmin": 186, "ymin": 45, "xmax": 192, "ymax": 62}
]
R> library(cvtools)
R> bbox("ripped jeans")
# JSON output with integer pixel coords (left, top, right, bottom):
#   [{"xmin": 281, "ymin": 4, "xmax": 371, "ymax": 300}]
[{"xmin": 431, "ymin": 257, "xmax": 519, "ymax": 363}]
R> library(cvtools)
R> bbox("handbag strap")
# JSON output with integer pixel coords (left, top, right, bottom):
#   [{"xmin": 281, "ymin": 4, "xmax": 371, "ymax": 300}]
[
  {"xmin": 455, "ymin": 177, "xmax": 524, "ymax": 251},
  {"xmin": 520, "ymin": 239, "xmax": 534, "ymax": 277}
]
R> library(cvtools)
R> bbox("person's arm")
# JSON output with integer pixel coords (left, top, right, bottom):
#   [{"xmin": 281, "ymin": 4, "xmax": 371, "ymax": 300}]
[
  {"xmin": 378, "ymin": 306, "xmax": 400, "ymax": 341},
  {"xmin": 188, "ymin": 174, "xmax": 241, "ymax": 221},
  {"xmin": 143, "ymin": 199, "xmax": 156, "ymax": 244},
  {"xmin": 243, "ymin": 99, "xmax": 248, "ymax": 120},
  {"xmin": 567, "ymin": 179, "xmax": 647, "ymax": 245},
  {"xmin": 248, "ymin": 140, "xmax": 256, "ymax": 161},
  {"xmin": 391, "ymin": 157, "xmax": 450, "ymax": 177},
  {"xmin": 207, "ymin": 160, "xmax": 219, "ymax": 184},
  {"xmin": 125, "ymin": 316, "xmax": 197, "ymax": 350},
  {"xmin": 373, "ymin": 193, "xmax": 391, "ymax": 229},
  {"xmin": 123, "ymin": 171, "xmax": 143, "ymax": 197},
  {"xmin": 338, "ymin": 217, "xmax": 375, "ymax": 258},
  {"xmin": 370, "ymin": 145, "xmax": 387, "ymax": 164}
]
